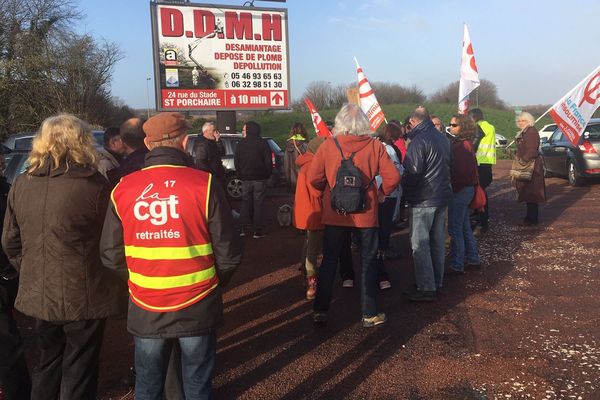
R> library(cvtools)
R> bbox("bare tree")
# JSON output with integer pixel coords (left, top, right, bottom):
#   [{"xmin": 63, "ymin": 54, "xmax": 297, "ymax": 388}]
[
  {"xmin": 303, "ymin": 80, "xmax": 332, "ymax": 110},
  {"xmin": 429, "ymin": 79, "xmax": 507, "ymax": 109},
  {"xmin": 0, "ymin": 0, "xmax": 126, "ymax": 137}
]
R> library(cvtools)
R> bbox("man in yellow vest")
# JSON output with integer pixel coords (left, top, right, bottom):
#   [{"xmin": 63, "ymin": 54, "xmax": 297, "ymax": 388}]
[
  {"xmin": 101, "ymin": 112, "xmax": 242, "ymax": 399},
  {"xmin": 469, "ymin": 108, "xmax": 496, "ymax": 232}
]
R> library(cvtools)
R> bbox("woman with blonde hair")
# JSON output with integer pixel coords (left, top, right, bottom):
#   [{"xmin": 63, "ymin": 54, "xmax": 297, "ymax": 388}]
[
  {"xmin": 514, "ymin": 111, "xmax": 545, "ymax": 225},
  {"xmin": 447, "ymin": 114, "xmax": 481, "ymax": 273},
  {"xmin": 2, "ymin": 114, "xmax": 126, "ymax": 399}
]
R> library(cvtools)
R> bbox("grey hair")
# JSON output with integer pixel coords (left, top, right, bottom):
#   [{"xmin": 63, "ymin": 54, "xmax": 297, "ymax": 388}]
[
  {"xmin": 410, "ymin": 106, "xmax": 430, "ymax": 123},
  {"xmin": 517, "ymin": 112, "xmax": 535, "ymax": 127},
  {"xmin": 332, "ymin": 103, "xmax": 371, "ymax": 137},
  {"xmin": 202, "ymin": 121, "xmax": 216, "ymax": 133}
]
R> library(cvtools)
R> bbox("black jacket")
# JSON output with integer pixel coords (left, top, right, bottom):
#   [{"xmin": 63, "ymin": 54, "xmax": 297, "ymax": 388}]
[
  {"xmin": 190, "ymin": 135, "xmax": 226, "ymax": 188},
  {"xmin": 100, "ymin": 146, "xmax": 243, "ymax": 338},
  {"xmin": 402, "ymin": 119, "xmax": 453, "ymax": 207},
  {"xmin": 2, "ymin": 161, "xmax": 127, "ymax": 321},
  {"xmin": 107, "ymin": 147, "xmax": 149, "ymax": 187},
  {"xmin": 234, "ymin": 133, "xmax": 272, "ymax": 181}
]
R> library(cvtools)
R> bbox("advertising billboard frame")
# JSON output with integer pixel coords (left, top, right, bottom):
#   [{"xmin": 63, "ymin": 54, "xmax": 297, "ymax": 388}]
[{"xmin": 149, "ymin": 1, "xmax": 291, "ymax": 112}]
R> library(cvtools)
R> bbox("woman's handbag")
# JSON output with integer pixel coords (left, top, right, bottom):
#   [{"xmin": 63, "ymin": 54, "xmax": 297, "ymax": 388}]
[
  {"xmin": 469, "ymin": 183, "xmax": 486, "ymax": 211},
  {"xmin": 510, "ymin": 157, "xmax": 535, "ymax": 181}
]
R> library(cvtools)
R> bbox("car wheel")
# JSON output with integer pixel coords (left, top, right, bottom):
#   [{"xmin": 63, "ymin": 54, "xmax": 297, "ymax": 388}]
[
  {"xmin": 226, "ymin": 175, "xmax": 243, "ymax": 199},
  {"xmin": 568, "ymin": 159, "xmax": 584, "ymax": 187}
]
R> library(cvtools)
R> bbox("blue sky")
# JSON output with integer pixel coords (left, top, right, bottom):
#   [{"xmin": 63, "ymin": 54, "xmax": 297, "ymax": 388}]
[{"xmin": 77, "ymin": 0, "xmax": 600, "ymax": 109}]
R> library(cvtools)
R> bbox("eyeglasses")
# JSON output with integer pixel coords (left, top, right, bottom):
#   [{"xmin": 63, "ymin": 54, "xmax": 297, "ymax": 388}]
[{"xmin": 449, "ymin": 123, "xmax": 459, "ymax": 127}]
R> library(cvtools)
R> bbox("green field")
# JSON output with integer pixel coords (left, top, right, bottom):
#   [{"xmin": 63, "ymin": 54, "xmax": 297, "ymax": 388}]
[{"xmin": 247, "ymin": 103, "xmax": 555, "ymax": 156}]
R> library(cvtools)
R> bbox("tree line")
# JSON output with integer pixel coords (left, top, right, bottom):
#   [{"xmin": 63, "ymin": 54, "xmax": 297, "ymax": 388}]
[
  {"xmin": 292, "ymin": 79, "xmax": 507, "ymax": 112},
  {"xmin": 0, "ymin": 0, "xmax": 133, "ymax": 139}
]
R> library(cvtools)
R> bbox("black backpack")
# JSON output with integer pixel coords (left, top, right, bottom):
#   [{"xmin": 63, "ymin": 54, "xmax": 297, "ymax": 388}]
[{"xmin": 330, "ymin": 137, "xmax": 371, "ymax": 214}]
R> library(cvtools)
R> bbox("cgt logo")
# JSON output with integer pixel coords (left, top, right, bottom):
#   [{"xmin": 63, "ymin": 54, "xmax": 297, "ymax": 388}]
[{"xmin": 134, "ymin": 183, "xmax": 180, "ymax": 226}]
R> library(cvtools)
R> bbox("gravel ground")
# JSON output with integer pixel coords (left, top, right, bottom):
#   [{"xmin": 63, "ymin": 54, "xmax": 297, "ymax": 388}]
[{"xmin": 19, "ymin": 160, "xmax": 600, "ymax": 399}]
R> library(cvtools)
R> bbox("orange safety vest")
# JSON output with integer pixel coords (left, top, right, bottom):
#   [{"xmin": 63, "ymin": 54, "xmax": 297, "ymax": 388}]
[{"xmin": 111, "ymin": 164, "xmax": 218, "ymax": 312}]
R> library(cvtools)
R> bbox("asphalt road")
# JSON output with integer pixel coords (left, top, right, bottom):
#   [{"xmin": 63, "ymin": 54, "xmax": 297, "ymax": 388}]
[{"xmin": 20, "ymin": 159, "xmax": 600, "ymax": 399}]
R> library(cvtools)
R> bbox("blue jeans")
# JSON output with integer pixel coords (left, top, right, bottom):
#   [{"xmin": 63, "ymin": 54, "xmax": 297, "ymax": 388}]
[
  {"xmin": 409, "ymin": 206, "xmax": 446, "ymax": 292},
  {"xmin": 314, "ymin": 226, "xmax": 378, "ymax": 317},
  {"xmin": 448, "ymin": 187, "xmax": 480, "ymax": 271},
  {"xmin": 134, "ymin": 334, "xmax": 216, "ymax": 400}
]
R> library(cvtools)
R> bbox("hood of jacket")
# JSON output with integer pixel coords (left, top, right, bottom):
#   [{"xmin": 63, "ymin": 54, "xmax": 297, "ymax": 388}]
[
  {"xmin": 333, "ymin": 134, "xmax": 373, "ymax": 155},
  {"xmin": 295, "ymin": 152, "xmax": 314, "ymax": 168}
]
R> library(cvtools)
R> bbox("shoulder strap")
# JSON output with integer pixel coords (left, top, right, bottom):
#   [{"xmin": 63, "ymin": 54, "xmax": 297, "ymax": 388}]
[
  {"xmin": 333, "ymin": 137, "xmax": 345, "ymax": 160},
  {"xmin": 333, "ymin": 136, "xmax": 357, "ymax": 160}
]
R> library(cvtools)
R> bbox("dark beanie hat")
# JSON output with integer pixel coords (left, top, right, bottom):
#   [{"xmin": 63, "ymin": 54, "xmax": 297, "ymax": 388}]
[{"xmin": 245, "ymin": 121, "xmax": 261, "ymax": 136}]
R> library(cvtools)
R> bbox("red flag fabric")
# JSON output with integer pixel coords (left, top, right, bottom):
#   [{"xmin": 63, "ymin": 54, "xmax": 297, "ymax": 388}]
[
  {"xmin": 549, "ymin": 65, "xmax": 600, "ymax": 146},
  {"xmin": 458, "ymin": 24, "xmax": 480, "ymax": 114},
  {"xmin": 304, "ymin": 97, "xmax": 331, "ymax": 137},
  {"xmin": 355, "ymin": 57, "xmax": 385, "ymax": 131}
]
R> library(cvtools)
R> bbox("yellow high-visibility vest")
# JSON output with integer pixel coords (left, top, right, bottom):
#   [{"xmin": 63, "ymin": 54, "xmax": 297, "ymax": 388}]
[{"xmin": 476, "ymin": 120, "xmax": 497, "ymax": 165}]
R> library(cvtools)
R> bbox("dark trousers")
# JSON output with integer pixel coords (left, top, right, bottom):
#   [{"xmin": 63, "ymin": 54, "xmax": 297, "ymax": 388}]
[
  {"xmin": 477, "ymin": 164, "xmax": 493, "ymax": 228},
  {"xmin": 240, "ymin": 180, "xmax": 267, "ymax": 233},
  {"xmin": 376, "ymin": 197, "xmax": 398, "ymax": 282},
  {"xmin": 0, "ymin": 278, "xmax": 31, "ymax": 400},
  {"xmin": 339, "ymin": 229, "xmax": 354, "ymax": 281},
  {"xmin": 314, "ymin": 226, "xmax": 379, "ymax": 317},
  {"xmin": 31, "ymin": 319, "xmax": 105, "ymax": 400},
  {"xmin": 525, "ymin": 202, "xmax": 539, "ymax": 224}
]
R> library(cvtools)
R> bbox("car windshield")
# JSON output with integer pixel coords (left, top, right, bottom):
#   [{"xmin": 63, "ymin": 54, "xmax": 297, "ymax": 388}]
[{"xmin": 584, "ymin": 124, "xmax": 600, "ymax": 141}]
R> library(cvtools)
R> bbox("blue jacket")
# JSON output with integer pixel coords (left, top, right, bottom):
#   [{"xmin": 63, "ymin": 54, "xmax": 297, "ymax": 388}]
[{"xmin": 402, "ymin": 119, "xmax": 452, "ymax": 207}]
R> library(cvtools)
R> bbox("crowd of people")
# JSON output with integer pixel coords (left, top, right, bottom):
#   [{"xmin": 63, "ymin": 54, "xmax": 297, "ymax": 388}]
[{"xmin": 0, "ymin": 103, "xmax": 546, "ymax": 399}]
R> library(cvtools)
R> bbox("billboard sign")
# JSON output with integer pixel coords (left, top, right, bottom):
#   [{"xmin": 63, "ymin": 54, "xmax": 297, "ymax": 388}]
[{"xmin": 150, "ymin": 2, "xmax": 290, "ymax": 111}]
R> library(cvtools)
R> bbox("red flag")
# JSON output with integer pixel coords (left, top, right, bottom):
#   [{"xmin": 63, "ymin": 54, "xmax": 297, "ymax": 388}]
[
  {"xmin": 355, "ymin": 57, "xmax": 385, "ymax": 131},
  {"xmin": 549, "ymin": 65, "xmax": 600, "ymax": 146},
  {"xmin": 458, "ymin": 24, "xmax": 480, "ymax": 114},
  {"xmin": 304, "ymin": 97, "xmax": 331, "ymax": 137}
]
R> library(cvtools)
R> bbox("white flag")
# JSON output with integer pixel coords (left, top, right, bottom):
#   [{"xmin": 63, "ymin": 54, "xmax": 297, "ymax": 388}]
[
  {"xmin": 549, "ymin": 65, "xmax": 600, "ymax": 146},
  {"xmin": 354, "ymin": 57, "xmax": 385, "ymax": 131},
  {"xmin": 458, "ymin": 24, "xmax": 480, "ymax": 114}
]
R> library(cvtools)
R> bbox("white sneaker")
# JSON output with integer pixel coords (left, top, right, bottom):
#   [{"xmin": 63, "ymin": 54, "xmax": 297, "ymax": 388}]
[
  {"xmin": 379, "ymin": 280, "xmax": 392, "ymax": 290},
  {"xmin": 342, "ymin": 279, "xmax": 354, "ymax": 288}
]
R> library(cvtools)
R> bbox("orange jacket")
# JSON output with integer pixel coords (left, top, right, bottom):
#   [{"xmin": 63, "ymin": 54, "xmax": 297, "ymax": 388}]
[
  {"xmin": 293, "ymin": 152, "xmax": 324, "ymax": 231},
  {"xmin": 307, "ymin": 135, "xmax": 401, "ymax": 228}
]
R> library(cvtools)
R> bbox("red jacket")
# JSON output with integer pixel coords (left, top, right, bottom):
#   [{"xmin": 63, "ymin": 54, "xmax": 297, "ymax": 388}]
[
  {"xmin": 293, "ymin": 152, "xmax": 324, "ymax": 231},
  {"xmin": 307, "ymin": 135, "xmax": 400, "ymax": 228}
]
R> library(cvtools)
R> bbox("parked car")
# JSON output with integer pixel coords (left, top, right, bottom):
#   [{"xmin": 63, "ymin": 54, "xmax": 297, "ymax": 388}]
[
  {"xmin": 3, "ymin": 150, "xmax": 29, "ymax": 184},
  {"xmin": 540, "ymin": 118, "xmax": 600, "ymax": 186},
  {"xmin": 539, "ymin": 124, "xmax": 557, "ymax": 142},
  {"xmin": 495, "ymin": 133, "xmax": 507, "ymax": 147},
  {"xmin": 3, "ymin": 130, "xmax": 105, "ymax": 151},
  {"xmin": 186, "ymin": 133, "xmax": 284, "ymax": 199}
]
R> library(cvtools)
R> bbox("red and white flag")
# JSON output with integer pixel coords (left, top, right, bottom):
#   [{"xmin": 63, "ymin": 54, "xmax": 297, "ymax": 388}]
[
  {"xmin": 355, "ymin": 57, "xmax": 385, "ymax": 131},
  {"xmin": 549, "ymin": 65, "xmax": 600, "ymax": 146},
  {"xmin": 458, "ymin": 24, "xmax": 480, "ymax": 114},
  {"xmin": 304, "ymin": 97, "xmax": 331, "ymax": 137}
]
